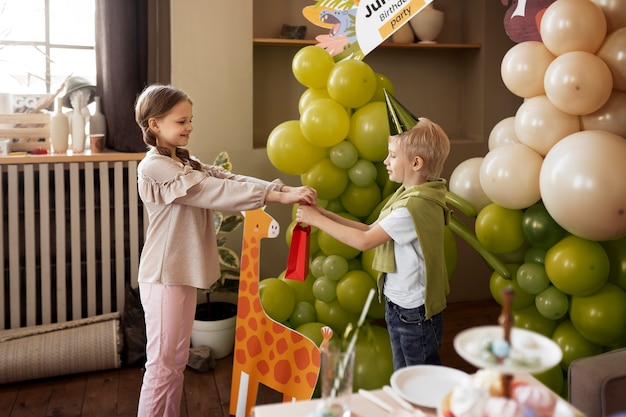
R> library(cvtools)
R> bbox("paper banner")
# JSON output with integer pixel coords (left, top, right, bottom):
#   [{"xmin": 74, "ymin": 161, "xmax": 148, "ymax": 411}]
[{"xmin": 303, "ymin": 0, "xmax": 433, "ymax": 60}]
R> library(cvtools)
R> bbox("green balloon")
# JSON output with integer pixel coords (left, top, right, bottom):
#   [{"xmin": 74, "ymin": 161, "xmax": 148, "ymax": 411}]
[
  {"xmin": 329, "ymin": 141, "xmax": 359, "ymax": 170},
  {"xmin": 516, "ymin": 261, "xmax": 550, "ymax": 294},
  {"xmin": 521, "ymin": 201, "xmax": 567, "ymax": 249},
  {"xmin": 535, "ymin": 285, "xmax": 569, "ymax": 320}
]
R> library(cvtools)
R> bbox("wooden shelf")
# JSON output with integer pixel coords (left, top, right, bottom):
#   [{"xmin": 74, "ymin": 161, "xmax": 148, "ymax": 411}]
[
  {"xmin": 253, "ymin": 37, "xmax": 481, "ymax": 49},
  {"xmin": 0, "ymin": 150, "xmax": 145, "ymax": 165}
]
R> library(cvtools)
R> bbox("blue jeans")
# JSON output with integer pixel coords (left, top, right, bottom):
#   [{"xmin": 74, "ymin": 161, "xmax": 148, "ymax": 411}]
[{"xmin": 385, "ymin": 298, "xmax": 443, "ymax": 370}]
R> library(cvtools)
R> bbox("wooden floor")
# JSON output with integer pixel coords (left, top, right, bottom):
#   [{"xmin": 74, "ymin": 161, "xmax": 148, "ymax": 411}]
[{"xmin": 0, "ymin": 299, "xmax": 501, "ymax": 417}]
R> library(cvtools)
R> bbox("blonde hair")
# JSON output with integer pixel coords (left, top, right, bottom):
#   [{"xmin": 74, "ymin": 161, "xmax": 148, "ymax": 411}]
[
  {"xmin": 134, "ymin": 84, "xmax": 201, "ymax": 170},
  {"xmin": 390, "ymin": 117, "xmax": 450, "ymax": 179}
]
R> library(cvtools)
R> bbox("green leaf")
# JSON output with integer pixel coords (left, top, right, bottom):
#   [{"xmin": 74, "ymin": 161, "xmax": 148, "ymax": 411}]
[
  {"xmin": 221, "ymin": 214, "xmax": 244, "ymax": 233},
  {"xmin": 213, "ymin": 211, "xmax": 224, "ymax": 234},
  {"xmin": 218, "ymin": 246, "xmax": 240, "ymax": 269},
  {"xmin": 213, "ymin": 151, "xmax": 232, "ymax": 171}
]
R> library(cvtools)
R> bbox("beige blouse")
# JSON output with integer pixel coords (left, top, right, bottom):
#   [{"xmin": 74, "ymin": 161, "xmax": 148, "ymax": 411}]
[{"xmin": 137, "ymin": 151, "xmax": 284, "ymax": 289}]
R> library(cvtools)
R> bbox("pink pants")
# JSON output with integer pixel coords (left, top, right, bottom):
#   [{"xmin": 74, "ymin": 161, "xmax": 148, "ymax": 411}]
[{"xmin": 137, "ymin": 283, "xmax": 197, "ymax": 417}]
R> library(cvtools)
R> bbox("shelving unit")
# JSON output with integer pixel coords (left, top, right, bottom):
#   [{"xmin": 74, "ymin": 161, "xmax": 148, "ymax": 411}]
[
  {"xmin": 252, "ymin": 0, "xmax": 521, "ymax": 178},
  {"xmin": 253, "ymin": 37, "xmax": 481, "ymax": 50}
]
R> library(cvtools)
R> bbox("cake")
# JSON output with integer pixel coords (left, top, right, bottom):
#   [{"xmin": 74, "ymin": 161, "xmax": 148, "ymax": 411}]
[{"xmin": 440, "ymin": 369, "xmax": 564, "ymax": 417}]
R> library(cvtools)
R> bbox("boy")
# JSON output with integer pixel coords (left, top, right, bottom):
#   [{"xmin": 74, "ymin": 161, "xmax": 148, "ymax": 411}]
[{"xmin": 296, "ymin": 115, "xmax": 451, "ymax": 370}]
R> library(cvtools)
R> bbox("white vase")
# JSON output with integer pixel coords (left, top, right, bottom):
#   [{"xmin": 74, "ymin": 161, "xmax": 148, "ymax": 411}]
[
  {"xmin": 50, "ymin": 97, "xmax": 69, "ymax": 153},
  {"xmin": 410, "ymin": 4, "xmax": 445, "ymax": 43},
  {"xmin": 392, "ymin": 23, "xmax": 415, "ymax": 43},
  {"xmin": 71, "ymin": 109, "xmax": 86, "ymax": 153},
  {"xmin": 89, "ymin": 96, "xmax": 106, "ymax": 136}
]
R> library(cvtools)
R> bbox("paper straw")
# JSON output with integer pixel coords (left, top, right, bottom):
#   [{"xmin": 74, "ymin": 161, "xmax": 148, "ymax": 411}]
[{"xmin": 330, "ymin": 289, "xmax": 376, "ymax": 398}]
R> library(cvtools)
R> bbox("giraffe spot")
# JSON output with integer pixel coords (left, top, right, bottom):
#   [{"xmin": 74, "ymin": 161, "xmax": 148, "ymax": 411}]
[
  {"xmin": 263, "ymin": 330, "xmax": 275, "ymax": 345},
  {"xmin": 235, "ymin": 325, "xmax": 247, "ymax": 342},
  {"xmin": 294, "ymin": 375, "xmax": 301, "ymax": 383},
  {"xmin": 241, "ymin": 254, "xmax": 250, "ymax": 271},
  {"xmin": 289, "ymin": 330, "xmax": 304, "ymax": 343},
  {"xmin": 234, "ymin": 348, "xmax": 247, "ymax": 365},
  {"xmin": 259, "ymin": 316, "xmax": 268, "ymax": 326},
  {"xmin": 276, "ymin": 338, "xmax": 289, "ymax": 354},
  {"xmin": 293, "ymin": 346, "xmax": 313, "ymax": 370},
  {"xmin": 306, "ymin": 372, "xmax": 319, "ymax": 388},
  {"xmin": 247, "ymin": 335, "xmax": 262, "ymax": 357},
  {"xmin": 248, "ymin": 317, "xmax": 259, "ymax": 331},
  {"xmin": 274, "ymin": 360, "xmax": 293, "ymax": 384},
  {"xmin": 250, "ymin": 281, "xmax": 259, "ymax": 294},
  {"xmin": 272, "ymin": 322, "xmax": 287, "ymax": 334},
  {"xmin": 257, "ymin": 360, "xmax": 270, "ymax": 376},
  {"xmin": 269, "ymin": 350, "xmax": 275, "ymax": 361},
  {"xmin": 238, "ymin": 297, "xmax": 251, "ymax": 318},
  {"xmin": 253, "ymin": 298, "xmax": 263, "ymax": 313},
  {"xmin": 312, "ymin": 351, "xmax": 321, "ymax": 367},
  {"xmin": 251, "ymin": 246, "xmax": 259, "ymax": 258}
]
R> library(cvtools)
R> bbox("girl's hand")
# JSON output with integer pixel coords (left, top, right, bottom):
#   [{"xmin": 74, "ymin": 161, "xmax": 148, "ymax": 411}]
[{"xmin": 284, "ymin": 185, "xmax": 317, "ymax": 205}]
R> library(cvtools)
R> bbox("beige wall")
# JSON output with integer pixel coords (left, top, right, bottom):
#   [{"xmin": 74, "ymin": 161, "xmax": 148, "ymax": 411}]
[{"xmin": 170, "ymin": 1, "xmax": 521, "ymax": 301}]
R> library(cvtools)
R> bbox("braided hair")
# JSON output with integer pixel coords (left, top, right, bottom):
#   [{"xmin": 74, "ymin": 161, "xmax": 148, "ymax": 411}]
[{"xmin": 135, "ymin": 84, "xmax": 202, "ymax": 171}]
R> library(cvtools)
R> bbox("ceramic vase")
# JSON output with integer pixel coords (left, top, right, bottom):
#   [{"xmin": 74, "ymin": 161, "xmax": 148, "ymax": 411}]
[
  {"xmin": 392, "ymin": 22, "xmax": 415, "ymax": 43},
  {"xmin": 410, "ymin": 4, "xmax": 444, "ymax": 43},
  {"xmin": 50, "ymin": 97, "xmax": 69, "ymax": 153},
  {"xmin": 89, "ymin": 96, "xmax": 106, "ymax": 136},
  {"xmin": 71, "ymin": 109, "xmax": 86, "ymax": 153}
]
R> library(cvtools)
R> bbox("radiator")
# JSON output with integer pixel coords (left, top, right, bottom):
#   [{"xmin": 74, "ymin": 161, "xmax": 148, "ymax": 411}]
[{"xmin": 1, "ymin": 160, "xmax": 146, "ymax": 330}]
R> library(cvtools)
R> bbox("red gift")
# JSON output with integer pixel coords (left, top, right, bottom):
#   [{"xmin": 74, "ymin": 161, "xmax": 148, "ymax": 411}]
[{"xmin": 285, "ymin": 222, "xmax": 311, "ymax": 281}]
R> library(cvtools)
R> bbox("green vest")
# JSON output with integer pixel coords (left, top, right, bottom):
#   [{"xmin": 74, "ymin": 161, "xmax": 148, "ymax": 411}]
[{"xmin": 373, "ymin": 179, "xmax": 451, "ymax": 319}]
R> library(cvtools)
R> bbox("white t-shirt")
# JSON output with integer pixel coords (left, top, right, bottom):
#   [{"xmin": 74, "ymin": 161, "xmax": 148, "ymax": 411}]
[{"xmin": 377, "ymin": 207, "xmax": 426, "ymax": 309}]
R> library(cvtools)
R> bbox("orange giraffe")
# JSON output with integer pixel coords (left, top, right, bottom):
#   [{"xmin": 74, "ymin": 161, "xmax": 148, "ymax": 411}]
[{"xmin": 230, "ymin": 207, "xmax": 328, "ymax": 417}]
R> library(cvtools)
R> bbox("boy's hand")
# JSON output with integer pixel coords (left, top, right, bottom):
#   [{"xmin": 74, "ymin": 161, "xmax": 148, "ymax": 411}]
[{"xmin": 296, "ymin": 204, "xmax": 321, "ymax": 226}]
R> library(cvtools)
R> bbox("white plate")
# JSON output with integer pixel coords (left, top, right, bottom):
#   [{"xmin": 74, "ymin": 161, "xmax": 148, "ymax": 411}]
[
  {"xmin": 453, "ymin": 325, "xmax": 562, "ymax": 374},
  {"xmin": 390, "ymin": 365, "xmax": 472, "ymax": 409}
]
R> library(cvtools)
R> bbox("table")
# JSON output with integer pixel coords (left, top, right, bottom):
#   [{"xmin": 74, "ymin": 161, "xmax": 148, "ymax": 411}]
[
  {"xmin": 250, "ymin": 375, "xmax": 585, "ymax": 417},
  {"xmin": 251, "ymin": 389, "xmax": 435, "ymax": 417}
]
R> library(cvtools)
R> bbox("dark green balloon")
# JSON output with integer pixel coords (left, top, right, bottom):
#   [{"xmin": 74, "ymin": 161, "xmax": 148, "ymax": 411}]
[{"xmin": 521, "ymin": 201, "xmax": 567, "ymax": 249}]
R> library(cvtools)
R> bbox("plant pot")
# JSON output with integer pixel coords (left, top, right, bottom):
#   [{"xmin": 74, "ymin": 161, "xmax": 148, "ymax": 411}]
[{"xmin": 191, "ymin": 302, "xmax": 237, "ymax": 359}]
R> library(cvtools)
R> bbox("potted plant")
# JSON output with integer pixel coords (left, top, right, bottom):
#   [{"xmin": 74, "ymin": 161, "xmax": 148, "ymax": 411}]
[{"xmin": 190, "ymin": 151, "xmax": 243, "ymax": 359}]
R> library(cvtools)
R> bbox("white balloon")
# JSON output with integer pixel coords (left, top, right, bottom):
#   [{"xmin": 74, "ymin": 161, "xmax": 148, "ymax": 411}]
[
  {"xmin": 479, "ymin": 143, "xmax": 543, "ymax": 210},
  {"xmin": 597, "ymin": 27, "xmax": 626, "ymax": 92},
  {"xmin": 488, "ymin": 117, "xmax": 520, "ymax": 150},
  {"xmin": 501, "ymin": 41, "xmax": 555, "ymax": 98},
  {"xmin": 540, "ymin": 0, "xmax": 607, "ymax": 55},
  {"xmin": 544, "ymin": 51, "xmax": 613, "ymax": 115},
  {"xmin": 580, "ymin": 90, "xmax": 626, "ymax": 138},
  {"xmin": 449, "ymin": 157, "xmax": 492, "ymax": 213},
  {"xmin": 592, "ymin": 0, "xmax": 626, "ymax": 33},
  {"xmin": 540, "ymin": 130, "xmax": 626, "ymax": 241},
  {"xmin": 514, "ymin": 95, "xmax": 580, "ymax": 156}
]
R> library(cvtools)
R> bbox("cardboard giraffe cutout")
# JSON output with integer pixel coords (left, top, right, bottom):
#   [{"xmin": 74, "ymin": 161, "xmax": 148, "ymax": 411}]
[{"xmin": 230, "ymin": 207, "xmax": 329, "ymax": 417}]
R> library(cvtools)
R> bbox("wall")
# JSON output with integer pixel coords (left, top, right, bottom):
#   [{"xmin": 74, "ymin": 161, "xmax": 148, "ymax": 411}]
[{"xmin": 170, "ymin": 0, "xmax": 522, "ymax": 301}]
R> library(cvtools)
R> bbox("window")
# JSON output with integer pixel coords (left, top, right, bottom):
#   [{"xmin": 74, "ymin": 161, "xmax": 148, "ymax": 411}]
[{"xmin": 0, "ymin": 0, "xmax": 96, "ymax": 110}]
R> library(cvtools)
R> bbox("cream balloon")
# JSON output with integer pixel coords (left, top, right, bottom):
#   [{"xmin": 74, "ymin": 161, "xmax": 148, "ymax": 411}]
[
  {"xmin": 540, "ymin": 130, "xmax": 626, "ymax": 241},
  {"xmin": 501, "ymin": 41, "xmax": 555, "ymax": 98},
  {"xmin": 580, "ymin": 90, "xmax": 626, "ymax": 138},
  {"xmin": 544, "ymin": 51, "xmax": 613, "ymax": 115},
  {"xmin": 540, "ymin": 0, "xmax": 607, "ymax": 55},
  {"xmin": 449, "ymin": 157, "xmax": 492, "ymax": 213},
  {"xmin": 592, "ymin": 0, "xmax": 626, "ymax": 33},
  {"xmin": 514, "ymin": 95, "xmax": 580, "ymax": 156},
  {"xmin": 479, "ymin": 143, "xmax": 543, "ymax": 210},
  {"xmin": 488, "ymin": 116, "xmax": 520, "ymax": 150},
  {"xmin": 597, "ymin": 27, "xmax": 626, "ymax": 92}
]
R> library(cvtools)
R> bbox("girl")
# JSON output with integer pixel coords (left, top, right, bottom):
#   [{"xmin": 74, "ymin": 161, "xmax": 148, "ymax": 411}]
[{"xmin": 134, "ymin": 84, "xmax": 316, "ymax": 416}]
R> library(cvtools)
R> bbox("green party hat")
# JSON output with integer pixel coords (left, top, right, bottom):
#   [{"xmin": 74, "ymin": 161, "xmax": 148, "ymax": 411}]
[{"xmin": 383, "ymin": 88, "xmax": 419, "ymax": 135}]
